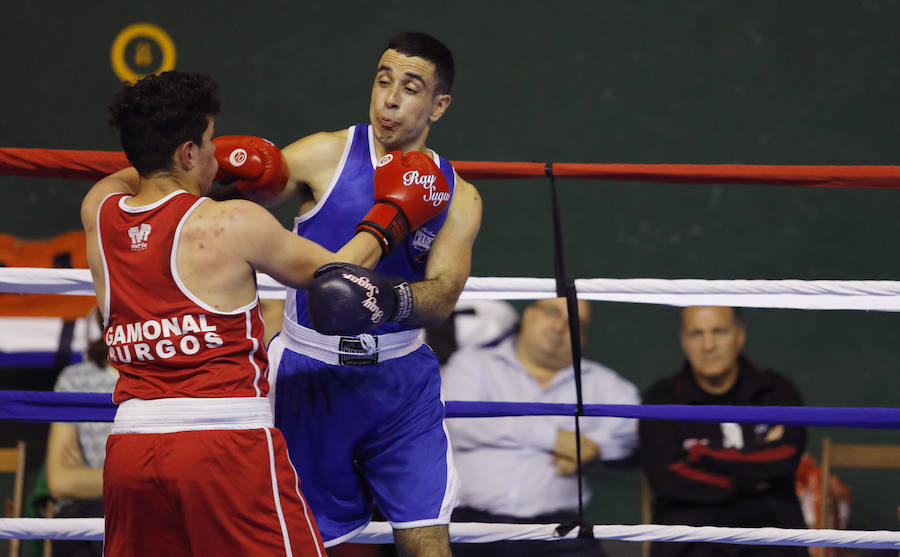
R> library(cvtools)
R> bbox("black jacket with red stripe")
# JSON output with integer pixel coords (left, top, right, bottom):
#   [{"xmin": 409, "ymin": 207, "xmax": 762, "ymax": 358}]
[{"xmin": 639, "ymin": 355, "xmax": 807, "ymax": 557}]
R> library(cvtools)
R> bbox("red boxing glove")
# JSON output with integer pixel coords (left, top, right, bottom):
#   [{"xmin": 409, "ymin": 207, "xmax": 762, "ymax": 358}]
[
  {"xmin": 213, "ymin": 135, "xmax": 289, "ymax": 204},
  {"xmin": 357, "ymin": 150, "xmax": 452, "ymax": 256}
]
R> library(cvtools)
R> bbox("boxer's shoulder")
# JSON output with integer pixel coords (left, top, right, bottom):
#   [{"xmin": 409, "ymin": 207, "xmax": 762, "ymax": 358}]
[{"xmin": 282, "ymin": 129, "xmax": 349, "ymax": 190}]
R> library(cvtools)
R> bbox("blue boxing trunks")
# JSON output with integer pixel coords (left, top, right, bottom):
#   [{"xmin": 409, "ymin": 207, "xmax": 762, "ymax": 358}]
[{"xmin": 267, "ymin": 326, "xmax": 459, "ymax": 546}]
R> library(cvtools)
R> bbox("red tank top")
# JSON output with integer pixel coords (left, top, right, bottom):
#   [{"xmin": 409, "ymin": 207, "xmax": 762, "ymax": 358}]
[{"xmin": 97, "ymin": 190, "xmax": 268, "ymax": 403}]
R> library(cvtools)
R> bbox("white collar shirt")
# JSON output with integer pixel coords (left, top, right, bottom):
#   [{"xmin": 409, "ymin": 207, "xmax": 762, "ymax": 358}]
[{"xmin": 442, "ymin": 336, "xmax": 640, "ymax": 518}]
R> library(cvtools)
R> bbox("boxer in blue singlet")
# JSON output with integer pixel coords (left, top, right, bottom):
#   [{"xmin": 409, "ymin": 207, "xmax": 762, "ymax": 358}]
[{"xmin": 267, "ymin": 32, "xmax": 482, "ymax": 557}]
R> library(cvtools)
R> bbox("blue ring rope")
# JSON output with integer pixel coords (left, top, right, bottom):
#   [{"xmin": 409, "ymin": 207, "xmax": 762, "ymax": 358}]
[{"xmin": 1, "ymin": 390, "xmax": 898, "ymax": 428}]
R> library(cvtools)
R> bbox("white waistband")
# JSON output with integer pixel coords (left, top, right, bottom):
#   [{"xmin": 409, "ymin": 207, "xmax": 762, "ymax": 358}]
[
  {"xmin": 280, "ymin": 319, "xmax": 424, "ymax": 365},
  {"xmin": 112, "ymin": 397, "xmax": 273, "ymax": 434}
]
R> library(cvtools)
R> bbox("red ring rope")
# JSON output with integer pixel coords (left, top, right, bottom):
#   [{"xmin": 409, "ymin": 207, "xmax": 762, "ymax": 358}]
[{"xmin": 2, "ymin": 147, "xmax": 900, "ymax": 188}]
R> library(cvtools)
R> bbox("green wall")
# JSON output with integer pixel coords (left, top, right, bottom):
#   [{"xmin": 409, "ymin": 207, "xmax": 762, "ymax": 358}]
[{"xmin": 3, "ymin": 0, "xmax": 900, "ymax": 540}]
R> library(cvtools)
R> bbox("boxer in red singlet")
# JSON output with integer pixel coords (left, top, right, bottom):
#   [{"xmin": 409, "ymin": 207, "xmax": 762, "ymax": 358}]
[{"xmin": 81, "ymin": 71, "xmax": 444, "ymax": 557}]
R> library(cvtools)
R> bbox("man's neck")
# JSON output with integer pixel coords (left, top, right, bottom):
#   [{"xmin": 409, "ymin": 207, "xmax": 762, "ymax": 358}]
[
  {"xmin": 694, "ymin": 364, "xmax": 741, "ymax": 395},
  {"xmin": 373, "ymin": 142, "xmax": 429, "ymax": 161},
  {"xmin": 129, "ymin": 173, "xmax": 199, "ymax": 204},
  {"xmin": 515, "ymin": 342, "xmax": 567, "ymax": 390},
  {"xmin": 371, "ymin": 128, "xmax": 430, "ymax": 160}
]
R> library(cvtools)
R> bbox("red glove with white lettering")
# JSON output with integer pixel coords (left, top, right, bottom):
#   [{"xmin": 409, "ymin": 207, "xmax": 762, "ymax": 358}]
[
  {"xmin": 214, "ymin": 135, "xmax": 289, "ymax": 204},
  {"xmin": 356, "ymin": 151, "xmax": 451, "ymax": 256}
]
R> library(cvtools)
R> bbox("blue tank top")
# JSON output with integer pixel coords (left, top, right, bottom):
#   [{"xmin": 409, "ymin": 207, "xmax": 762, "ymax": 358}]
[{"xmin": 284, "ymin": 124, "xmax": 456, "ymax": 335}]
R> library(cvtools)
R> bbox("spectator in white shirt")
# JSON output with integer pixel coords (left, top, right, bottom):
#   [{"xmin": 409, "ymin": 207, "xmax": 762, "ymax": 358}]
[
  {"xmin": 46, "ymin": 308, "xmax": 115, "ymax": 557},
  {"xmin": 443, "ymin": 297, "xmax": 640, "ymax": 557}
]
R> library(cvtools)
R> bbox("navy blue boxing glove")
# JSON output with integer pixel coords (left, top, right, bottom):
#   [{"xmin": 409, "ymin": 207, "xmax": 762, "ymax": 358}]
[{"xmin": 306, "ymin": 263, "xmax": 413, "ymax": 336}]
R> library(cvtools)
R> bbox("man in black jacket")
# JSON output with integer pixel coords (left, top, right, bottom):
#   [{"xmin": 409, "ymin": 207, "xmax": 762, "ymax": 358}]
[{"xmin": 640, "ymin": 306, "xmax": 807, "ymax": 557}]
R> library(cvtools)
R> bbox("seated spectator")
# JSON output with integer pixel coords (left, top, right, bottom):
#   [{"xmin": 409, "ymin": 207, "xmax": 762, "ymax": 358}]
[
  {"xmin": 640, "ymin": 306, "xmax": 807, "ymax": 557},
  {"xmin": 259, "ymin": 298, "xmax": 286, "ymax": 347},
  {"xmin": 46, "ymin": 308, "xmax": 114, "ymax": 557},
  {"xmin": 443, "ymin": 297, "xmax": 640, "ymax": 557}
]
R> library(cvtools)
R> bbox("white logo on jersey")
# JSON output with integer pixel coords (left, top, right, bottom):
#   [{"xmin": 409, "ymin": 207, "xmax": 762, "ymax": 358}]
[
  {"xmin": 720, "ymin": 422, "xmax": 744, "ymax": 449},
  {"xmin": 411, "ymin": 228, "xmax": 435, "ymax": 252},
  {"xmin": 127, "ymin": 223, "xmax": 151, "ymax": 251},
  {"xmin": 229, "ymin": 148, "xmax": 248, "ymax": 167},
  {"xmin": 377, "ymin": 153, "xmax": 394, "ymax": 167},
  {"xmin": 105, "ymin": 314, "xmax": 223, "ymax": 363}
]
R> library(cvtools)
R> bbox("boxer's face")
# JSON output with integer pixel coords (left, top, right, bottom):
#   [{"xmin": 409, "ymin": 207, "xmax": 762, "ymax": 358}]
[
  {"xmin": 369, "ymin": 49, "xmax": 450, "ymax": 151},
  {"xmin": 194, "ymin": 116, "xmax": 218, "ymax": 194}
]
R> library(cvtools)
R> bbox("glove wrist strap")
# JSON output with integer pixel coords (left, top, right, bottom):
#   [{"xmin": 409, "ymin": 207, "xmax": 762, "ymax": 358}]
[
  {"xmin": 392, "ymin": 281, "xmax": 413, "ymax": 322},
  {"xmin": 356, "ymin": 202, "xmax": 411, "ymax": 257},
  {"xmin": 355, "ymin": 227, "xmax": 390, "ymax": 255}
]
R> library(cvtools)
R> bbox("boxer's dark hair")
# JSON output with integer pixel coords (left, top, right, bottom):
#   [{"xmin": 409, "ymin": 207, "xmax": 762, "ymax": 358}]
[
  {"xmin": 386, "ymin": 32, "xmax": 454, "ymax": 94},
  {"xmin": 109, "ymin": 71, "xmax": 221, "ymax": 176}
]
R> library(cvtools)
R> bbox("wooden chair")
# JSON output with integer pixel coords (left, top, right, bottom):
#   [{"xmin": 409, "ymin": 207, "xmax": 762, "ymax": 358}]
[
  {"xmin": 42, "ymin": 499, "xmax": 54, "ymax": 557},
  {"xmin": 818, "ymin": 437, "xmax": 900, "ymax": 557},
  {"xmin": 819, "ymin": 437, "xmax": 900, "ymax": 527},
  {"xmin": 641, "ymin": 475, "xmax": 653, "ymax": 557},
  {"xmin": 0, "ymin": 441, "xmax": 26, "ymax": 557}
]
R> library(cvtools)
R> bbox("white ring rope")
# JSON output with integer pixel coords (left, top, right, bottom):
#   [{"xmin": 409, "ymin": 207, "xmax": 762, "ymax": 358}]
[
  {"xmin": 1, "ymin": 519, "xmax": 898, "ymax": 549},
  {"xmin": 5, "ymin": 267, "xmax": 900, "ymax": 311},
  {"xmin": 5, "ymin": 269, "xmax": 900, "ymax": 547}
]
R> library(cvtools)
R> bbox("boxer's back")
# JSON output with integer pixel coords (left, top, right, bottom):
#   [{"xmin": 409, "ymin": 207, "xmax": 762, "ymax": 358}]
[{"xmin": 97, "ymin": 191, "xmax": 268, "ymax": 402}]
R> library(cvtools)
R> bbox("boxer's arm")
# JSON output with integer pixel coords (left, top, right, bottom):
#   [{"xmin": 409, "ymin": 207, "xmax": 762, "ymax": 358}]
[
  {"xmin": 224, "ymin": 199, "xmax": 381, "ymax": 288},
  {"xmin": 278, "ymin": 130, "xmax": 349, "ymax": 208},
  {"xmin": 81, "ymin": 168, "xmax": 141, "ymax": 222},
  {"xmin": 46, "ymin": 422, "xmax": 103, "ymax": 499},
  {"xmin": 404, "ymin": 177, "xmax": 482, "ymax": 328},
  {"xmin": 81, "ymin": 168, "xmax": 141, "ymax": 310}
]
